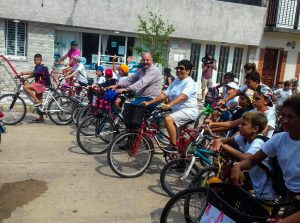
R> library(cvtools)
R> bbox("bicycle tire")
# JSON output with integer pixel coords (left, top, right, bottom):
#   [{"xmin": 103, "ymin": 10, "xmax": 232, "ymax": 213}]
[
  {"xmin": 0, "ymin": 94, "xmax": 26, "ymax": 125},
  {"xmin": 160, "ymin": 187, "xmax": 208, "ymax": 223},
  {"xmin": 47, "ymin": 95, "xmax": 75, "ymax": 125},
  {"xmin": 77, "ymin": 116, "xmax": 117, "ymax": 154},
  {"xmin": 72, "ymin": 105, "xmax": 85, "ymax": 125},
  {"xmin": 189, "ymin": 165, "xmax": 219, "ymax": 188},
  {"xmin": 160, "ymin": 158, "xmax": 200, "ymax": 197},
  {"xmin": 76, "ymin": 106, "xmax": 91, "ymax": 127},
  {"xmin": 107, "ymin": 130, "xmax": 154, "ymax": 178}
]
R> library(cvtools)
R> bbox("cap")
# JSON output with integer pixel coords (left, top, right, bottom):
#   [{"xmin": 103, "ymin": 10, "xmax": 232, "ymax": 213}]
[
  {"xmin": 256, "ymin": 85, "xmax": 273, "ymax": 106},
  {"xmin": 120, "ymin": 64, "xmax": 129, "ymax": 74},
  {"xmin": 97, "ymin": 65, "xmax": 104, "ymax": 72},
  {"xmin": 105, "ymin": 68, "xmax": 113, "ymax": 78},
  {"xmin": 71, "ymin": 41, "xmax": 78, "ymax": 45},
  {"xmin": 164, "ymin": 67, "xmax": 171, "ymax": 75},
  {"xmin": 226, "ymin": 82, "xmax": 239, "ymax": 90}
]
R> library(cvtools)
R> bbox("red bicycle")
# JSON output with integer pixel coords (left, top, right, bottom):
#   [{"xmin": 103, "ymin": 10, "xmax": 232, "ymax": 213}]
[{"xmin": 106, "ymin": 103, "xmax": 205, "ymax": 178}]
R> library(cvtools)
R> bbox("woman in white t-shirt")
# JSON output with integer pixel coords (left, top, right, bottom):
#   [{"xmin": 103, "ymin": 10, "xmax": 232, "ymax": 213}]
[
  {"xmin": 142, "ymin": 60, "xmax": 198, "ymax": 153},
  {"xmin": 231, "ymin": 96, "xmax": 300, "ymax": 222}
]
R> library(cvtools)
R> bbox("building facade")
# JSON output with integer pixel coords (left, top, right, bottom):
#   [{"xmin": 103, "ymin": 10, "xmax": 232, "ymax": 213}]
[{"xmin": 0, "ymin": 0, "xmax": 271, "ymax": 92}]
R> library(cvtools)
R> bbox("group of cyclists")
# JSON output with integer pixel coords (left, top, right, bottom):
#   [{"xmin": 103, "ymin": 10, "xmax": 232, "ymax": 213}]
[{"xmin": 13, "ymin": 39, "xmax": 300, "ymax": 222}]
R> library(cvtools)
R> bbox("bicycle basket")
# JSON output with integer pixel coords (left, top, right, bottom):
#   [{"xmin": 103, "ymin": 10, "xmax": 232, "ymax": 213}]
[
  {"xmin": 206, "ymin": 183, "xmax": 269, "ymax": 222},
  {"xmin": 122, "ymin": 103, "xmax": 145, "ymax": 129}
]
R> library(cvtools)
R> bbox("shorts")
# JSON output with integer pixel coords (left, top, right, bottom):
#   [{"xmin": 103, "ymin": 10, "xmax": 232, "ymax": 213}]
[
  {"xmin": 77, "ymin": 81, "xmax": 88, "ymax": 87},
  {"xmin": 201, "ymin": 77, "xmax": 213, "ymax": 90},
  {"xmin": 32, "ymin": 82, "xmax": 46, "ymax": 95},
  {"xmin": 169, "ymin": 108, "xmax": 199, "ymax": 127}
]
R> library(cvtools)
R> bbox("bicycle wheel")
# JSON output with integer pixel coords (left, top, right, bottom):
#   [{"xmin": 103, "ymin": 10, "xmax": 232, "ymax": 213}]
[
  {"xmin": 77, "ymin": 116, "xmax": 117, "ymax": 154},
  {"xmin": 47, "ymin": 95, "xmax": 75, "ymax": 125},
  {"xmin": 160, "ymin": 187, "xmax": 208, "ymax": 223},
  {"xmin": 189, "ymin": 165, "xmax": 219, "ymax": 188},
  {"xmin": 0, "ymin": 94, "xmax": 26, "ymax": 125},
  {"xmin": 107, "ymin": 130, "xmax": 154, "ymax": 178},
  {"xmin": 72, "ymin": 105, "xmax": 85, "ymax": 125},
  {"xmin": 160, "ymin": 158, "xmax": 200, "ymax": 197},
  {"xmin": 76, "ymin": 106, "xmax": 91, "ymax": 127}
]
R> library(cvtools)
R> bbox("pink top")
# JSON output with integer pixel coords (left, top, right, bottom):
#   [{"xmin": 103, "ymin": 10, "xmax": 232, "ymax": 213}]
[{"xmin": 67, "ymin": 49, "xmax": 81, "ymax": 68}]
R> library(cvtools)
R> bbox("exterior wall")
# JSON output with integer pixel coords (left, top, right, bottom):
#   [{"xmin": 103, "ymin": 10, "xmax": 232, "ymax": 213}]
[
  {"xmin": 0, "ymin": 0, "xmax": 266, "ymax": 46},
  {"xmin": 251, "ymin": 32, "xmax": 300, "ymax": 83},
  {"xmin": 168, "ymin": 40, "xmax": 192, "ymax": 71},
  {"xmin": 0, "ymin": 18, "xmax": 4, "ymax": 52}
]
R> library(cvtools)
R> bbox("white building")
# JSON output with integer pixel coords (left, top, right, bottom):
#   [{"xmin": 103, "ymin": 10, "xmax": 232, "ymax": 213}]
[{"xmin": 2, "ymin": 0, "xmax": 290, "ymax": 93}]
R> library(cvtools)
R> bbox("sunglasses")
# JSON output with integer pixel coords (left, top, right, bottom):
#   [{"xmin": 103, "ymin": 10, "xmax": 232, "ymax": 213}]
[{"xmin": 174, "ymin": 66, "xmax": 185, "ymax": 71}]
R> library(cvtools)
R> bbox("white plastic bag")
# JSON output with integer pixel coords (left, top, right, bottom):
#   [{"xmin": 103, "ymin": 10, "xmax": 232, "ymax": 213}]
[{"xmin": 199, "ymin": 203, "xmax": 235, "ymax": 223}]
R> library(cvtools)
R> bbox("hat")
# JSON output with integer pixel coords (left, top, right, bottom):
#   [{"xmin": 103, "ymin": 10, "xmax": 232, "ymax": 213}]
[
  {"xmin": 71, "ymin": 41, "xmax": 78, "ymax": 45},
  {"xmin": 97, "ymin": 65, "xmax": 104, "ymax": 72},
  {"xmin": 105, "ymin": 68, "xmax": 113, "ymax": 78},
  {"xmin": 164, "ymin": 67, "xmax": 171, "ymax": 75},
  {"xmin": 120, "ymin": 64, "xmax": 129, "ymax": 74},
  {"xmin": 226, "ymin": 82, "xmax": 239, "ymax": 90},
  {"xmin": 256, "ymin": 85, "xmax": 273, "ymax": 106}
]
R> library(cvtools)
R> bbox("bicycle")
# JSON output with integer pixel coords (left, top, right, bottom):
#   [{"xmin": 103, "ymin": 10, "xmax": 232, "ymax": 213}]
[
  {"xmin": 0, "ymin": 76, "xmax": 76, "ymax": 125},
  {"xmin": 106, "ymin": 104, "xmax": 206, "ymax": 178},
  {"xmin": 76, "ymin": 88, "xmax": 131, "ymax": 154},
  {"xmin": 160, "ymin": 127, "xmax": 218, "ymax": 197},
  {"xmin": 160, "ymin": 183, "xmax": 297, "ymax": 223}
]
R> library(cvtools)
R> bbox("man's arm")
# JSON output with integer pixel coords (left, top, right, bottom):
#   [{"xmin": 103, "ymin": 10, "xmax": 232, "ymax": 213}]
[
  {"xmin": 209, "ymin": 118, "xmax": 241, "ymax": 129},
  {"xmin": 118, "ymin": 73, "xmax": 139, "ymax": 88},
  {"xmin": 222, "ymin": 89, "xmax": 240, "ymax": 104},
  {"xmin": 127, "ymin": 70, "xmax": 158, "ymax": 92}
]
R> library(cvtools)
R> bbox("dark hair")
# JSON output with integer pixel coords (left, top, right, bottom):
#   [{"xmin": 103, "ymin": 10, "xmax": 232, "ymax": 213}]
[
  {"xmin": 164, "ymin": 67, "xmax": 171, "ymax": 75},
  {"xmin": 224, "ymin": 72, "xmax": 234, "ymax": 81},
  {"xmin": 245, "ymin": 71, "xmax": 260, "ymax": 83},
  {"xmin": 283, "ymin": 80, "xmax": 291, "ymax": 87},
  {"xmin": 239, "ymin": 92, "xmax": 253, "ymax": 109},
  {"xmin": 244, "ymin": 63, "xmax": 256, "ymax": 72},
  {"xmin": 281, "ymin": 96, "xmax": 300, "ymax": 115},
  {"xmin": 34, "ymin": 54, "xmax": 42, "ymax": 60},
  {"xmin": 242, "ymin": 111, "xmax": 268, "ymax": 133},
  {"xmin": 178, "ymin": 59, "xmax": 193, "ymax": 71}
]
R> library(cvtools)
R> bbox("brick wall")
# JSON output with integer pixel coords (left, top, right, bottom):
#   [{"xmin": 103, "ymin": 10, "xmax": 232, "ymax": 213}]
[{"xmin": 167, "ymin": 40, "xmax": 191, "ymax": 73}]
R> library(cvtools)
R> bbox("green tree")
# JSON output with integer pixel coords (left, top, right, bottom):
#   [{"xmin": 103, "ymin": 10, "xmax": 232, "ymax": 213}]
[{"xmin": 135, "ymin": 8, "xmax": 175, "ymax": 66}]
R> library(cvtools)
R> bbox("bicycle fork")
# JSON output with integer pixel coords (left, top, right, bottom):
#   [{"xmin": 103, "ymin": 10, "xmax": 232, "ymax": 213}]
[
  {"xmin": 129, "ymin": 129, "xmax": 144, "ymax": 157},
  {"xmin": 180, "ymin": 156, "xmax": 196, "ymax": 181}
]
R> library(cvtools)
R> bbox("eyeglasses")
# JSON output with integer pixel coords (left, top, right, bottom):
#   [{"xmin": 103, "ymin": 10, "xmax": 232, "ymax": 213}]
[{"xmin": 174, "ymin": 66, "xmax": 185, "ymax": 71}]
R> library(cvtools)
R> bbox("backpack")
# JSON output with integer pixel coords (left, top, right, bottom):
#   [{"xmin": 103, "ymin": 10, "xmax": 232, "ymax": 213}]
[
  {"xmin": 42, "ymin": 64, "xmax": 51, "ymax": 87},
  {"xmin": 254, "ymin": 135, "xmax": 288, "ymax": 197}
]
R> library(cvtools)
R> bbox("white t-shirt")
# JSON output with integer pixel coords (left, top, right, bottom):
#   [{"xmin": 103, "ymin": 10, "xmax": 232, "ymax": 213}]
[
  {"xmin": 274, "ymin": 88, "xmax": 292, "ymax": 106},
  {"xmin": 252, "ymin": 107, "xmax": 276, "ymax": 138},
  {"xmin": 164, "ymin": 76, "xmax": 198, "ymax": 111},
  {"xmin": 95, "ymin": 76, "xmax": 106, "ymax": 85},
  {"xmin": 262, "ymin": 132, "xmax": 300, "ymax": 193},
  {"xmin": 75, "ymin": 64, "xmax": 88, "ymax": 84},
  {"xmin": 235, "ymin": 135, "xmax": 277, "ymax": 200}
]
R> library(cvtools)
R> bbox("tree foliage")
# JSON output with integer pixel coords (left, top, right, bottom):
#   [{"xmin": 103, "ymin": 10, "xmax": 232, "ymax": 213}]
[{"xmin": 135, "ymin": 8, "xmax": 175, "ymax": 65}]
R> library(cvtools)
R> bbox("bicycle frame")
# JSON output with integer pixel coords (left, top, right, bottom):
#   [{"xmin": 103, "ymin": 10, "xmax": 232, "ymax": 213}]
[{"xmin": 37, "ymin": 90, "xmax": 65, "ymax": 113}]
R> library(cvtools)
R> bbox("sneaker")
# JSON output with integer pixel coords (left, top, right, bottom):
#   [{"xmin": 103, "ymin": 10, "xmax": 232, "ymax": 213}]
[
  {"xmin": 33, "ymin": 102, "xmax": 41, "ymax": 107},
  {"xmin": 162, "ymin": 145, "xmax": 178, "ymax": 154}
]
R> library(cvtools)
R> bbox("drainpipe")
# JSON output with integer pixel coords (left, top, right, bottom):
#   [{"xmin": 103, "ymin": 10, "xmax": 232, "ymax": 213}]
[{"xmin": 294, "ymin": 0, "xmax": 300, "ymax": 29}]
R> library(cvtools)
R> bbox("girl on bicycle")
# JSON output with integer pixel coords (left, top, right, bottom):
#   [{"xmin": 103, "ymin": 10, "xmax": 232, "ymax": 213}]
[{"xmin": 231, "ymin": 96, "xmax": 300, "ymax": 223}]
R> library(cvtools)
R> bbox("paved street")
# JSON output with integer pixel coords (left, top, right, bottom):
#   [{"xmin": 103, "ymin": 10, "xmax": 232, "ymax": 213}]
[{"xmin": 0, "ymin": 115, "xmax": 169, "ymax": 223}]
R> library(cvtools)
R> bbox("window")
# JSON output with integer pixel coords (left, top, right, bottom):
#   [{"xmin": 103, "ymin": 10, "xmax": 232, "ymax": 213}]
[
  {"xmin": 232, "ymin": 47, "xmax": 244, "ymax": 79},
  {"xmin": 217, "ymin": 46, "xmax": 230, "ymax": 82},
  {"xmin": 205, "ymin": 44, "xmax": 216, "ymax": 57},
  {"xmin": 5, "ymin": 19, "xmax": 27, "ymax": 57},
  {"xmin": 190, "ymin": 43, "xmax": 201, "ymax": 81}
]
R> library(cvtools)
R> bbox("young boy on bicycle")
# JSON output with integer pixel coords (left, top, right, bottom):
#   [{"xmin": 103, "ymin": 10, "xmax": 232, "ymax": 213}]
[
  {"xmin": 17, "ymin": 53, "xmax": 50, "ymax": 122},
  {"xmin": 231, "ymin": 96, "xmax": 300, "ymax": 222},
  {"xmin": 213, "ymin": 111, "xmax": 277, "ymax": 202}
]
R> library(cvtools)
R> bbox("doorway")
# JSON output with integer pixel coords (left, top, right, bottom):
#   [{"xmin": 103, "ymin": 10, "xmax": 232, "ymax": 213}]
[
  {"xmin": 82, "ymin": 33, "xmax": 99, "ymax": 68},
  {"xmin": 262, "ymin": 48, "xmax": 279, "ymax": 87}
]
